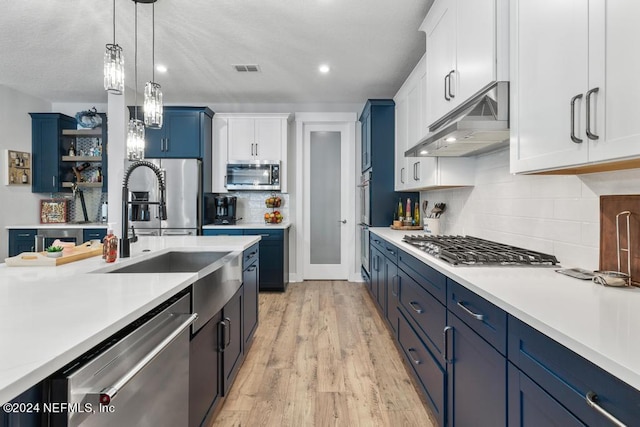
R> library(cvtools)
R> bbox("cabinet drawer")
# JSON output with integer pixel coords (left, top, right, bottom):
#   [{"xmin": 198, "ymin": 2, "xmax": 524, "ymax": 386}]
[
  {"xmin": 243, "ymin": 229, "xmax": 283, "ymax": 241},
  {"xmin": 508, "ymin": 315, "xmax": 640, "ymax": 426},
  {"xmin": 202, "ymin": 229, "xmax": 243, "ymax": 236},
  {"xmin": 447, "ymin": 279, "xmax": 507, "ymax": 355},
  {"xmin": 398, "ymin": 310, "xmax": 446, "ymax": 426},
  {"xmin": 370, "ymin": 235, "xmax": 398, "ymax": 264},
  {"xmin": 243, "ymin": 242, "xmax": 259, "ymax": 269},
  {"xmin": 398, "ymin": 268, "xmax": 446, "ymax": 359},
  {"xmin": 398, "ymin": 249, "xmax": 446, "ymax": 304},
  {"xmin": 83, "ymin": 228, "xmax": 107, "ymax": 242}
]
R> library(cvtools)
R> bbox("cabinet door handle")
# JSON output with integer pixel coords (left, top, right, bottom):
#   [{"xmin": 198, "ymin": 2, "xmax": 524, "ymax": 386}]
[
  {"xmin": 407, "ymin": 348, "xmax": 422, "ymax": 365},
  {"xmin": 165, "ymin": 138, "xmax": 169, "ymax": 152},
  {"xmin": 457, "ymin": 301, "xmax": 485, "ymax": 321},
  {"xmin": 586, "ymin": 87, "xmax": 600, "ymax": 140},
  {"xmin": 443, "ymin": 326, "xmax": 453, "ymax": 363},
  {"xmin": 386, "ymin": 248, "xmax": 395, "ymax": 256},
  {"xmin": 585, "ymin": 391, "xmax": 626, "ymax": 427},
  {"xmin": 401, "ymin": 167, "xmax": 405, "ymax": 184},
  {"xmin": 251, "ymin": 143, "xmax": 254, "ymax": 156},
  {"xmin": 17, "ymin": 233, "xmax": 31, "ymax": 237},
  {"xmin": 447, "ymin": 70, "xmax": 456, "ymax": 99},
  {"xmin": 444, "ymin": 73, "xmax": 450, "ymax": 101},
  {"xmin": 255, "ymin": 143, "xmax": 258, "ymax": 157},
  {"xmin": 247, "ymin": 265, "xmax": 257, "ymax": 272},
  {"xmin": 218, "ymin": 320, "xmax": 227, "ymax": 352},
  {"xmin": 392, "ymin": 275, "xmax": 399, "ymax": 297},
  {"xmin": 409, "ymin": 301, "xmax": 424, "ymax": 314},
  {"xmin": 52, "ymin": 176, "xmax": 56, "ymax": 188},
  {"xmin": 570, "ymin": 93, "xmax": 584, "ymax": 143},
  {"xmin": 224, "ymin": 175, "xmax": 227, "ymax": 188},
  {"xmin": 224, "ymin": 316, "xmax": 232, "ymax": 349}
]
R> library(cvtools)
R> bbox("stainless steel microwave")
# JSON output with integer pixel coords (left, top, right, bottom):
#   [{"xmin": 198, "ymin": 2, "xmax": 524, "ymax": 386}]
[{"xmin": 226, "ymin": 160, "xmax": 280, "ymax": 190}]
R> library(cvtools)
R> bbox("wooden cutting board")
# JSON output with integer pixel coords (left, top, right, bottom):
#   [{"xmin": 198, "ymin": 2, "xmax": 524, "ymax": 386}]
[
  {"xmin": 600, "ymin": 195, "xmax": 640, "ymax": 287},
  {"xmin": 4, "ymin": 241, "xmax": 103, "ymax": 267}
]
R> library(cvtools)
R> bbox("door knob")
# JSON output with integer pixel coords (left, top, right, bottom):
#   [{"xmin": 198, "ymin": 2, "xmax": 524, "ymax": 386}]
[{"xmin": 338, "ymin": 219, "xmax": 347, "ymax": 224}]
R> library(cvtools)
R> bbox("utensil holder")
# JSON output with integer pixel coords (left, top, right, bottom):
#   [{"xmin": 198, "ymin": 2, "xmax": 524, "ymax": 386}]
[{"xmin": 423, "ymin": 218, "xmax": 440, "ymax": 235}]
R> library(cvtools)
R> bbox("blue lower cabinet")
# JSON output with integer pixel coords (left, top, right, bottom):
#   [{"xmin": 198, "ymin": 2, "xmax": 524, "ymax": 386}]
[
  {"xmin": 398, "ymin": 310, "xmax": 446, "ymax": 426},
  {"xmin": 508, "ymin": 363, "xmax": 583, "ymax": 427},
  {"xmin": 243, "ymin": 229, "xmax": 288, "ymax": 292},
  {"xmin": 369, "ymin": 247, "xmax": 383, "ymax": 311},
  {"xmin": 383, "ymin": 256, "xmax": 399, "ymax": 335},
  {"xmin": 202, "ymin": 229, "xmax": 243, "ymax": 236},
  {"xmin": 243, "ymin": 243, "xmax": 259, "ymax": 348},
  {"xmin": 447, "ymin": 313, "xmax": 507, "ymax": 427},
  {"xmin": 83, "ymin": 228, "xmax": 107, "ymax": 243},
  {"xmin": 8, "ymin": 229, "xmax": 37, "ymax": 257}
]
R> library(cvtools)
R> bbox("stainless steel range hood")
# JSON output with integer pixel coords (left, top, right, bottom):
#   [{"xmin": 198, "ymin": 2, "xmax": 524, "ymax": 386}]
[{"xmin": 405, "ymin": 81, "xmax": 510, "ymax": 157}]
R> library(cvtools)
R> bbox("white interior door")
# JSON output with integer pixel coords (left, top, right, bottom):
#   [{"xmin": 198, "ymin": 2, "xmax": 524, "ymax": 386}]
[{"xmin": 303, "ymin": 123, "xmax": 350, "ymax": 279}]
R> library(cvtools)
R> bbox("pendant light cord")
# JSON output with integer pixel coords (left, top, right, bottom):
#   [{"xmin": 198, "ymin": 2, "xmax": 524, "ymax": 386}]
[
  {"xmin": 134, "ymin": 1, "xmax": 138, "ymax": 120},
  {"xmin": 112, "ymin": 0, "xmax": 116, "ymax": 45},
  {"xmin": 152, "ymin": 2, "xmax": 155, "ymax": 82}
]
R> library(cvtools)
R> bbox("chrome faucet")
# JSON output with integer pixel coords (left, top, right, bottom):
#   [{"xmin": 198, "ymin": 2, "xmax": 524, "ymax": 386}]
[{"xmin": 121, "ymin": 161, "xmax": 167, "ymax": 257}]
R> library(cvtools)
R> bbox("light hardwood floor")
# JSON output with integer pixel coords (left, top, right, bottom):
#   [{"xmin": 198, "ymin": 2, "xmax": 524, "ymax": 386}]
[{"xmin": 210, "ymin": 281, "xmax": 437, "ymax": 427}]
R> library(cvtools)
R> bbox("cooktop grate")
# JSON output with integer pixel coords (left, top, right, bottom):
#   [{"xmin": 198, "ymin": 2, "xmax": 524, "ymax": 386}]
[{"xmin": 402, "ymin": 235, "xmax": 559, "ymax": 266}]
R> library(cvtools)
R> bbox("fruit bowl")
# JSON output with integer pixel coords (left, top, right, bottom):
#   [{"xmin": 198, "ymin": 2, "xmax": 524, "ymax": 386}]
[
  {"xmin": 265, "ymin": 196, "xmax": 282, "ymax": 208},
  {"xmin": 264, "ymin": 210, "xmax": 283, "ymax": 224}
]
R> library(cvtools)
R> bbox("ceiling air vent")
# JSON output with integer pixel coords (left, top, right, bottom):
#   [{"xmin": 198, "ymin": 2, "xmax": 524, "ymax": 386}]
[{"xmin": 233, "ymin": 64, "xmax": 261, "ymax": 72}]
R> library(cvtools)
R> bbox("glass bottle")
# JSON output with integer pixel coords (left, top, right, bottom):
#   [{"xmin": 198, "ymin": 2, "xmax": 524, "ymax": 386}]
[
  {"xmin": 406, "ymin": 198, "xmax": 412, "ymax": 220},
  {"xmin": 103, "ymin": 229, "xmax": 118, "ymax": 263},
  {"xmin": 68, "ymin": 142, "xmax": 75, "ymax": 156},
  {"xmin": 414, "ymin": 201, "xmax": 420, "ymax": 225},
  {"xmin": 397, "ymin": 197, "xmax": 404, "ymax": 219},
  {"xmin": 21, "ymin": 170, "xmax": 28, "ymax": 184}
]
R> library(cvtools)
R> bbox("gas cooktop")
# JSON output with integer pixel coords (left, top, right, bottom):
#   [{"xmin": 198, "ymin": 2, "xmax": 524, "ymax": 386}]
[{"xmin": 402, "ymin": 235, "xmax": 559, "ymax": 266}]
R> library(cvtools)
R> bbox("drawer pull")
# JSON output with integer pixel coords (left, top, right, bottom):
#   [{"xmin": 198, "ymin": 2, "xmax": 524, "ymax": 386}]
[
  {"xmin": 409, "ymin": 301, "xmax": 424, "ymax": 314},
  {"xmin": 17, "ymin": 233, "xmax": 32, "ymax": 237},
  {"xmin": 586, "ymin": 391, "xmax": 626, "ymax": 427},
  {"xmin": 457, "ymin": 301, "xmax": 485, "ymax": 321},
  {"xmin": 407, "ymin": 348, "xmax": 421, "ymax": 365},
  {"xmin": 386, "ymin": 248, "xmax": 395, "ymax": 255}
]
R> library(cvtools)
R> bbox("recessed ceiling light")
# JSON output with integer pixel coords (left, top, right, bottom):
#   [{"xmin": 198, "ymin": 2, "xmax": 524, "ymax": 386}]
[
  {"xmin": 445, "ymin": 136, "xmax": 457, "ymax": 142},
  {"xmin": 319, "ymin": 64, "xmax": 330, "ymax": 74},
  {"xmin": 156, "ymin": 64, "xmax": 167, "ymax": 73}
]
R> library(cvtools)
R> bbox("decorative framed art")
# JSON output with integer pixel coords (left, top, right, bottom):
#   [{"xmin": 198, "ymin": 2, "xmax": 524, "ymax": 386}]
[
  {"xmin": 40, "ymin": 199, "xmax": 69, "ymax": 224},
  {"xmin": 5, "ymin": 150, "xmax": 31, "ymax": 186}
]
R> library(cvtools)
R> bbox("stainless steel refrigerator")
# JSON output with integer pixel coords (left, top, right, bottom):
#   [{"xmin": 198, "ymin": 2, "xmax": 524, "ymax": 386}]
[{"xmin": 126, "ymin": 158, "xmax": 202, "ymax": 236}]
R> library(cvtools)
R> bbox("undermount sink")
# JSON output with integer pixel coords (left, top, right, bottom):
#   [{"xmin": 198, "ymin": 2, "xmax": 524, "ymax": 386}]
[{"xmin": 104, "ymin": 251, "xmax": 230, "ymax": 274}]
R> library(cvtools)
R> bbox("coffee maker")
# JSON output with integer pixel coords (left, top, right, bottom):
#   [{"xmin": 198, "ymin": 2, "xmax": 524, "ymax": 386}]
[{"xmin": 213, "ymin": 195, "xmax": 238, "ymax": 225}]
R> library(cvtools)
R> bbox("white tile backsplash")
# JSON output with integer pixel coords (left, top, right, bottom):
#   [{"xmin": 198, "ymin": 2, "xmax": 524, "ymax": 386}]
[
  {"xmin": 224, "ymin": 191, "xmax": 290, "ymax": 224},
  {"xmin": 420, "ymin": 148, "xmax": 640, "ymax": 270}
]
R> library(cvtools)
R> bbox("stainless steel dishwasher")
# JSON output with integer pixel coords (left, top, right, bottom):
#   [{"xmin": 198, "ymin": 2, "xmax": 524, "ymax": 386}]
[{"xmin": 50, "ymin": 294, "xmax": 196, "ymax": 427}]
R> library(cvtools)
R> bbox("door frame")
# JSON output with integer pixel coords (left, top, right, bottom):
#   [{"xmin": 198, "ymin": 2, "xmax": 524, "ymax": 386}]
[{"xmin": 294, "ymin": 113, "xmax": 358, "ymax": 282}]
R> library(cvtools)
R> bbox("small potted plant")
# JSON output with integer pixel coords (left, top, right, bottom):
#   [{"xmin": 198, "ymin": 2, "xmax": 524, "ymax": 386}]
[{"xmin": 46, "ymin": 245, "xmax": 64, "ymax": 258}]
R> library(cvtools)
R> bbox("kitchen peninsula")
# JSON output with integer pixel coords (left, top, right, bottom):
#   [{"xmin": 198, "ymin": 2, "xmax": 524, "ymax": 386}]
[{"xmin": 0, "ymin": 235, "xmax": 259, "ymax": 423}]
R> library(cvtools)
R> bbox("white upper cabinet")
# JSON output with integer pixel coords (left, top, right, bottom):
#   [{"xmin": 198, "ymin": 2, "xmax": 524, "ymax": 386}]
[
  {"xmin": 421, "ymin": 0, "xmax": 505, "ymax": 127},
  {"xmin": 511, "ymin": 0, "xmax": 640, "ymax": 174},
  {"xmin": 213, "ymin": 113, "xmax": 290, "ymax": 193},
  {"xmin": 395, "ymin": 54, "xmax": 475, "ymax": 191},
  {"xmin": 227, "ymin": 116, "xmax": 285, "ymax": 162}
]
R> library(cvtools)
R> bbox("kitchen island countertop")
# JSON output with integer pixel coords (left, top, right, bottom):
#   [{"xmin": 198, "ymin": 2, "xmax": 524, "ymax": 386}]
[
  {"xmin": 0, "ymin": 235, "xmax": 260, "ymax": 404},
  {"xmin": 370, "ymin": 228, "xmax": 640, "ymax": 392}
]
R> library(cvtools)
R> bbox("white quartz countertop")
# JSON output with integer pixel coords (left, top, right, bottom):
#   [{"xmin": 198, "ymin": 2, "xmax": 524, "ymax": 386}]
[
  {"xmin": 6, "ymin": 223, "xmax": 108, "ymax": 229},
  {"xmin": 370, "ymin": 228, "xmax": 640, "ymax": 392},
  {"xmin": 203, "ymin": 221, "xmax": 291, "ymax": 230},
  {"xmin": 0, "ymin": 235, "xmax": 260, "ymax": 404}
]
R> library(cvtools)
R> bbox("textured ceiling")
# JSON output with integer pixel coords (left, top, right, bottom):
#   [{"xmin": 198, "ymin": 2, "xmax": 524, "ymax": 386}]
[{"xmin": 0, "ymin": 0, "xmax": 431, "ymax": 105}]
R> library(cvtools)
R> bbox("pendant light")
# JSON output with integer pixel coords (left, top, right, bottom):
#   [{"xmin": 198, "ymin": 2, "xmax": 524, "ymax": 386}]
[
  {"xmin": 104, "ymin": 0, "xmax": 124, "ymax": 94},
  {"xmin": 127, "ymin": 1, "xmax": 145, "ymax": 160},
  {"xmin": 144, "ymin": 1, "xmax": 163, "ymax": 129}
]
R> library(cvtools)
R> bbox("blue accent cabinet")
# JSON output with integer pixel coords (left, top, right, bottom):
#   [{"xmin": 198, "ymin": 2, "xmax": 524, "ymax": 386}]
[
  {"xmin": 203, "ymin": 228, "xmax": 288, "ymax": 291},
  {"xmin": 29, "ymin": 113, "xmax": 76, "ymax": 193},
  {"xmin": 83, "ymin": 228, "xmax": 107, "ymax": 243},
  {"xmin": 129, "ymin": 106, "xmax": 213, "ymax": 159},
  {"xmin": 8, "ymin": 229, "xmax": 37, "ymax": 257}
]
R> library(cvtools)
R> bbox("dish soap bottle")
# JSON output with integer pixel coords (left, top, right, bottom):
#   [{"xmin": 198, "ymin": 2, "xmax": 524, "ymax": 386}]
[{"xmin": 103, "ymin": 229, "xmax": 118, "ymax": 263}]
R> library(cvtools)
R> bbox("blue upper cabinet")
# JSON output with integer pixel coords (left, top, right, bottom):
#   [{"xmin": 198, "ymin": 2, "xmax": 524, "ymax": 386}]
[
  {"xmin": 130, "ymin": 106, "xmax": 213, "ymax": 159},
  {"xmin": 30, "ymin": 113, "xmax": 76, "ymax": 193}
]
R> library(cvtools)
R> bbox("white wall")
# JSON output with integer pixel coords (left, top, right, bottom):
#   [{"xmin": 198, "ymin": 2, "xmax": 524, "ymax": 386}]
[
  {"xmin": 0, "ymin": 85, "xmax": 51, "ymax": 259},
  {"xmin": 420, "ymin": 148, "xmax": 640, "ymax": 269}
]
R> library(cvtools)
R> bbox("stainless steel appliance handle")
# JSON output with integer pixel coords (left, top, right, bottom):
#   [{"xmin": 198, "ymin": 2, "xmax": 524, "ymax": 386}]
[
  {"xmin": 570, "ymin": 93, "xmax": 583, "ymax": 143},
  {"xmin": 447, "ymin": 70, "xmax": 456, "ymax": 98},
  {"xmin": 98, "ymin": 313, "xmax": 197, "ymax": 405},
  {"xmin": 456, "ymin": 301, "xmax": 485, "ymax": 321},
  {"xmin": 407, "ymin": 348, "xmax": 421, "ymax": 365},
  {"xmin": 163, "ymin": 231, "xmax": 194, "ymax": 236},
  {"xmin": 586, "ymin": 87, "xmax": 600, "ymax": 140},
  {"xmin": 586, "ymin": 391, "xmax": 626, "ymax": 427},
  {"xmin": 444, "ymin": 73, "xmax": 450, "ymax": 101},
  {"xmin": 443, "ymin": 326, "xmax": 453, "ymax": 363}
]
